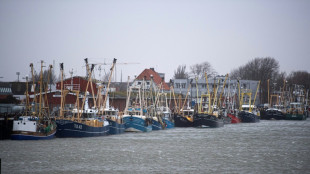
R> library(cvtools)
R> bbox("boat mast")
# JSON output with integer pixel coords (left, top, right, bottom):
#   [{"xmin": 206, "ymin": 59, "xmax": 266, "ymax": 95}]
[
  {"xmin": 218, "ymin": 74, "xmax": 228, "ymax": 108},
  {"xmin": 25, "ymin": 76, "xmax": 30, "ymax": 115},
  {"xmin": 250, "ymin": 81, "xmax": 260, "ymax": 112},
  {"xmin": 204, "ymin": 73, "xmax": 212, "ymax": 114},
  {"xmin": 30, "ymin": 63, "xmax": 37, "ymax": 115},
  {"xmin": 170, "ymin": 86, "xmax": 178, "ymax": 114},
  {"xmin": 212, "ymin": 79, "xmax": 220, "ymax": 113},
  {"xmin": 78, "ymin": 59, "xmax": 95, "ymax": 119},
  {"xmin": 44, "ymin": 64, "xmax": 52, "ymax": 117},
  {"xmin": 180, "ymin": 83, "xmax": 191, "ymax": 113},
  {"xmin": 39, "ymin": 60, "xmax": 44, "ymax": 119},
  {"xmin": 281, "ymin": 79, "xmax": 286, "ymax": 106},
  {"xmin": 85, "ymin": 59, "xmax": 97, "ymax": 109},
  {"xmin": 60, "ymin": 63, "xmax": 64, "ymax": 118},
  {"xmin": 102, "ymin": 58, "xmax": 117, "ymax": 113},
  {"xmin": 238, "ymin": 79, "xmax": 241, "ymax": 111}
]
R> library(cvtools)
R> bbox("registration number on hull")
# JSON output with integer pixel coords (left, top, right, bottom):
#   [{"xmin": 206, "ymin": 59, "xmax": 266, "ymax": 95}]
[{"xmin": 74, "ymin": 124, "xmax": 82, "ymax": 129}]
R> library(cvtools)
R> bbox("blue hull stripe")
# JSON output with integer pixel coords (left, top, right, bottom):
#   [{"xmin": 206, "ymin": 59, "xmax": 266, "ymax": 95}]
[{"xmin": 11, "ymin": 131, "xmax": 56, "ymax": 140}]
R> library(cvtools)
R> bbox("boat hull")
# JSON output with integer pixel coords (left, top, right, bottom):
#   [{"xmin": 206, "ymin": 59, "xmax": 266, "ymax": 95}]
[
  {"xmin": 11, "ymin": 129, "xmax": 56, "ymax": 140},
  {"xmin": 174, "ymin": 115, "xmax": 193, "ymax": 127},
  {"xmin": 265, "ymin": 110, "xmax": 286, "ymax": 120},
  {"xmin": 163, "ymin": 118, "xmax": 174, "ymax": 129},
  {"xmin": 123, "ymin": 116, "xmax": 152, "ymax": 132},
  {"xmin": 239, "ymin": 111, "xmax": 260, "ymax": 123},
  {"xmin": 223, "ymin": 116, "xmax": 232, "ymax": 124},
  {"xmin": 227, "ymin": 113, "xmax": 241, "ymax": 123},
  {"xmin": 152, "ymin": 119, "xmax": 163, "ymax": 130},
  {"xmin": 193, "ymin": 114, "xmax": 224, "ymax": 128},
  {"xmin": 56, "ymin": 119, "xmax": 110, "ymax": 138},
  {"xmin": 108, "ymin": 120, "xmax": 125, "ymax": 135},
  {"xmin": 285, "ymin": 113, "xmax": 306, "ymax": 120}
]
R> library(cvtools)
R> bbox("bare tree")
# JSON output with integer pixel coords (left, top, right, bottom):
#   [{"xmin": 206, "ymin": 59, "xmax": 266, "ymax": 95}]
[
  {"xmin": 174, "ymin": 65, "xmax": 189, "ymax": 79},
  {"xmin": 190, "ymin": 61, "xmax": 216, "ymax": 78},
  {"xmin": 287, "ymin": 71, "xmax": 310, "ymax": 90},
  {"xmin": 31, "ymin": 69, "xmax": 57, "ymax": 84},
  {"xmin": 230, "ymin": 57, "xmax": 280, "ymax": 103}
]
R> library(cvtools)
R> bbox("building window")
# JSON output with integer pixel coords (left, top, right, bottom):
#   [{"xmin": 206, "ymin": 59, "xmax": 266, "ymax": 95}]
[
  {"xmin": 138, "ymin": 82, "xmax": 141, "ymax": 85},
  {"xmin": 176, "ymin": 83, "xmax": 180, "ymax": 88},
  {"xmin": 181, "ymin": 83, "xmax": 186, "ymax": 88}
]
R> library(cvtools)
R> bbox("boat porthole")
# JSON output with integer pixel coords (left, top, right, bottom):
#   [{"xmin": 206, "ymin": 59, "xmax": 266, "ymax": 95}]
[
  {"xmin": 34, "ymin": 123, "xmax": 36, "ymax": 125},
  {"xmin": 18, "ymin": 122, "xmax": 19, "ymax": 124},
  {"xmin": 23, "ymin": 123, "xmax": 26, "ymax": 125}
]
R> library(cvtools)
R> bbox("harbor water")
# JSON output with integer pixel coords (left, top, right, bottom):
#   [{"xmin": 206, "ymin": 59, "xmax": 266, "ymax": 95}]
[{"xmin": 1, "ymin": 119, "xmax": 310, "ymax": 174}]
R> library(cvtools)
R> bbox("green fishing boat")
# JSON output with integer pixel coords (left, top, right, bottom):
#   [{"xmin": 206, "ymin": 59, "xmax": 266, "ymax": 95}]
[{"xmin": 285, "ymin": 102, "xmax": 306, "ymax": 120}]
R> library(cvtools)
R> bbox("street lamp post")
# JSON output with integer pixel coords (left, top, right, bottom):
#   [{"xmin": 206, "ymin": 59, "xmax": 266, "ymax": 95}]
[{"xmin": 16, "ymin": 72, "xmax": 20, "ymax": 82}]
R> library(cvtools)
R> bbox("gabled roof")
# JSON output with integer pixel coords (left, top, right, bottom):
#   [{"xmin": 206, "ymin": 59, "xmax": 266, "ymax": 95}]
[{"xmin": 136, "ymin": 69, "xmax": 170, "ymax": 90}]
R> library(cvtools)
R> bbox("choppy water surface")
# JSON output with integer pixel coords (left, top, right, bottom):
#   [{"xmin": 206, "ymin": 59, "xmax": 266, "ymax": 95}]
[{"xmin": 1, "ymin": 119, "xmax": 310, "ymax": 174}]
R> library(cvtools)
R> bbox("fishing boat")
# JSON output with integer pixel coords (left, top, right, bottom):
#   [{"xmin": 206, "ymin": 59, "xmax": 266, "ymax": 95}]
[
  {"xmin": 227, "ymin": 111, "xmax": 241, "ymax": 123},
  {"xmin": 264, "ymin": 79, "xmax": 287, "ymax": 120},
  {"xmin": 171, "ymin": 82, "xmax": 194, "ymax": 127},
  {"xmin": 56, "ymin": 94, "xmax": 110, "ymax": 137},
  {"xmin": 151, "ymin": 115, "xmax": 164, "ymax": 130},
  {"xmin": 103, "ymin": 101, "xmax": 125, "ymax": 135},
  {"xmin": 285, "ymin": 102, "xmax": 307, "ymax": 120},
  {"xmin": 11, "ymin": 61, "xmax": 56, "ymax": 140},
  {"xmin": 238, "ymin": 81, "xmax": 261, "ymax": 123},
  {"xmin": 97, "ymin": 59, "xmax": 125, "ymax": 135},
  {"xmin": 174, "ymin": 108, "xmax": 194, "ymax": 127},
  {"xmin": 223, "ymin": 76, "xmax": 241, "ymax": 123},
  {"xmin": 11, "ymin": 116, "xmax": 56, "ymax": 140},
  {"xmin": 193, "ymin": 94, "xmax": 224, "ymax": 128},
  {"xmin": 193, "ymin": 73, "xmax": 225, "ymax": 128},
  {"xmin": 123, "ymin": 85, "xmax": 152, "ymax": 132},
  {"xmin": 162, "ymin": 110, "xmax": 174, "ymax": 129},
  {"xmin": 102, "ymin": 95, "xmax": 124, "ymax": 135},
  {"xmin": 265, "ymin": 105, "xmax": 286, "ymax": 120},
  {"xmin": 155, "ymin": 92, "xmax": 174, "ymax": 129},
  {"xmin": 239, "ymin": 105, "xmax": 260, "ymax": 123},
  {"xmin": 55, "ymin": 59, "xmax": 110, "ymax": 137},
  {"xmin": 285, "ymin": 84, "xmax": 307, "ymax": 120}
]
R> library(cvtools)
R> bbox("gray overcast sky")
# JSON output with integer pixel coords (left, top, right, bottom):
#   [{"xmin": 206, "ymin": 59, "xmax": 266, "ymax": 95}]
[{"xmin": 0, "ymin": 0, "xmax": 309, "ymax": 82}]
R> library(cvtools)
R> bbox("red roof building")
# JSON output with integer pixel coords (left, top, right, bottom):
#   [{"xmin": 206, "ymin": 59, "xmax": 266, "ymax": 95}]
[{"xmin": 134, "ymin": 68, "xmax": 170, "ymax": 91}]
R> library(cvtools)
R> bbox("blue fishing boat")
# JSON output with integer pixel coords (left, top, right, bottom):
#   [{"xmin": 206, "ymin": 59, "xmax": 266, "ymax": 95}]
[
  {"xmin": 56, "ymin": 117, "xmax": 110, "ymax": 137},
  {"xmin": 55, "ymin": 59, "xmax": 110, "ymax": 138},
  {"xmin": 123, "ymin": 85, "xmax": 152, "ymax": 132},
  {"xmin": 123, "ymin": 114, "xmax": 152, "ymax": 132},
  {"xmin": 155, "ymin": 92, "xmax": 174, "ymax": 129},
  {"xmin": 56, "ymin": 92, "xmax": 110, "ymax": 138},
  {"xmin": 152, "ymin": 116, "xmax": 163, "ymax": 130},
  {"xmin": 97, "ymin": 58, "xmax": 123, "ymax": 135},
  {"xmin": 163, "ymin": 111, "xmax": 174, "ymax": 129},
  {"xmin": 104, "ymin": 107, "xmax": 125, "ymax": 135}
]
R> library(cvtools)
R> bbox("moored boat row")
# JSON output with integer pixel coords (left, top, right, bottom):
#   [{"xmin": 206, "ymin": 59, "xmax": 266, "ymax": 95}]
[{"xmin": 7, "ymin": 60, "xmax": 308, "ymax": 140}]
